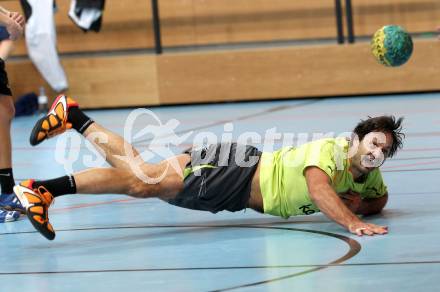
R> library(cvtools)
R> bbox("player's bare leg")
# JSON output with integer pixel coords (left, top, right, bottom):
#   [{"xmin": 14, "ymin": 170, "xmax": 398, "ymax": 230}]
[
  {"xmin": 29, "ymin": 94, "xmax": 147, "ymax": 170},
  {"xmin": 0, "ymin": 94, "xmax": 23, "ymax": 218},
  {"xmin": 14, "ymin": 152, "xmax": 190, "ymax": 240},
  {"xmin": 82, "ymin": 122, "xmax": 143, "ymax": 170},
  {"xmin": 0, "ymin": 95, "xmax": 14, "ymax": 171}
]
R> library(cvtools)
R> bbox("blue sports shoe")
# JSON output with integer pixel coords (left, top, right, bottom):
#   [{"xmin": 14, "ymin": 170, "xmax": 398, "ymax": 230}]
[
  {"xmin": 0, "ymin": 210, "xmax": 20, "ymax": 223},
  {"xmin": 0, "ymin": 193, "xmax": 26, "ymax": 213}
]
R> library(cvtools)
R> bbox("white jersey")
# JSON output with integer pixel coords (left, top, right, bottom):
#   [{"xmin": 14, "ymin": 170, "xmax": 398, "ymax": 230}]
[{"xmin": 22, "ymin": 0, "xmax": 68, "ymax": 92}]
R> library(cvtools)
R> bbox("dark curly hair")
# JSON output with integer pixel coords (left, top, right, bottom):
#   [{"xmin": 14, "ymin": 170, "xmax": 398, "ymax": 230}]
[{"xmin": 353, "ymin": 115, "xmax": 405, "ymax": 158}]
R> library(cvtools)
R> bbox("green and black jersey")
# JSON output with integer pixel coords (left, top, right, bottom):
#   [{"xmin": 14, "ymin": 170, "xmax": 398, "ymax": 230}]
[{"xmin": 259, "ymin": 138, "xmax": 387, "ymax": 218}]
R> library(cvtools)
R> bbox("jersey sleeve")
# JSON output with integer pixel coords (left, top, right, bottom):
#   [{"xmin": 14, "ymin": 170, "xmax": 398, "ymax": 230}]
[
  {"xmin": 361, "ymin": 169, "xmax": 388, "ymax": 199},
  {"xmin": 302, "ymin": 140, "xmax": 340, "ymax": 182}
]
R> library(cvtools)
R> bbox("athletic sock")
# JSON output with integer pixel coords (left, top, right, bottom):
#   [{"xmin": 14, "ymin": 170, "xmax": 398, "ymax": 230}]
[
  {"xmin": 68, "ymin": 107, "xmax": 94, "ymax": 134},
  {"xmin": 0, "ymin": 168, "xmax": 14, "ymax": 194},
  {"xmin": 33, "ymin": 175, "xmax": 77, "ymax": 198}
]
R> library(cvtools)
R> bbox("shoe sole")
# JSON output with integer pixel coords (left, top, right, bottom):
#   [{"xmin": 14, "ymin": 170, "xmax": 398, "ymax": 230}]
[
  {"xmin": 29, "ymin": 116, "xmax": 49, "ymax": 146},
  {"xmin": 13, "ymin": 186, "xmax": 55, "ymax": 240},
  {"xmin": 29, "ymin": 95, "xmax": 68, "ymax": 146}
]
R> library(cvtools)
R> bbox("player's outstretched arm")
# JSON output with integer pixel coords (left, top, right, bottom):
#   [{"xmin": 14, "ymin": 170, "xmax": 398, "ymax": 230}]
[{"xmin": 305, "ymin": 166, "xmax": 388, "ymax": 236}]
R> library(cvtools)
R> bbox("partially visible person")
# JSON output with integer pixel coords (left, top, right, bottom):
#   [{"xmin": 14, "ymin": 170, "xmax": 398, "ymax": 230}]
[
  {"xmin": 0, "ymin": 26, "xmax": 15, "ymax": 61},
  {"xmin": 0, "ymin": 6, "xmax": 26, "ymax": 222}
]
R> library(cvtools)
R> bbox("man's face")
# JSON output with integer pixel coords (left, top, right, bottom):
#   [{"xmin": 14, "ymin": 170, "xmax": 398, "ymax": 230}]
[{"xmin": 351, "ymin": 131, "xmax": 393, "ymax": 176}]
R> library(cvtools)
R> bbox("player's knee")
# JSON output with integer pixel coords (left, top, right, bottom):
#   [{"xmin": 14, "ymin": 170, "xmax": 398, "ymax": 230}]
[
  {"xmin": 0, "ymin": 96, "xmax": 15, "ymax": 122},
  {"xmin": 125, "ymin": 163, "xmax": 184, "ymax": 199},
  {"xmin": 130, "ymin": 173, "xmax": 183, "ymax": 200},
  {"xmin": 126, "ymin": 175, "xmax": 156, "ymax": 198}
]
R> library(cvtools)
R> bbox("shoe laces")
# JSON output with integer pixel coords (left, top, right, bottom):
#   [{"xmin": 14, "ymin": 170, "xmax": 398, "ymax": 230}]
[{"xmin": 35, "ymin": 186, "xmax": 55, "ymax": 207}]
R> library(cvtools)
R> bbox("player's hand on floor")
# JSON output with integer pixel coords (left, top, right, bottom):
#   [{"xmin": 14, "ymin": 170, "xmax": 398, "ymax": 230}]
[{"xmin": 348, "ymin": 222, "xmax": 388, "ymax": 236}]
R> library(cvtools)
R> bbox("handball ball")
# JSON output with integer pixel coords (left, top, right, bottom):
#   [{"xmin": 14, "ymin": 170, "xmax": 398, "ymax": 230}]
[{"xmin": 371, "ymin": 25, "xmax": 413, "ymax": 67}]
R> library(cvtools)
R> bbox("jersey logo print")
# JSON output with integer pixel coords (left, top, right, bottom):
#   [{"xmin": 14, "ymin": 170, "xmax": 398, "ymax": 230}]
[{"xmin": 299, "ymin": 204, "xmax": 316, "ymax": 215}]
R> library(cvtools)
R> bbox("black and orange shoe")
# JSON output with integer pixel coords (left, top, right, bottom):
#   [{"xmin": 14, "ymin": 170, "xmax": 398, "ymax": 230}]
[
  {"xmin": 13, "ymin": 180, "xmax": 56, "ymax": 240},
  {"xmin": 29, "ymin": 95, "xmax": 78, "ymax": 146}
]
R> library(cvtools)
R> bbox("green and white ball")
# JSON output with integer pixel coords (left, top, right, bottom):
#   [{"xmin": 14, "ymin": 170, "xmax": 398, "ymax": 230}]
[{"xmin": 371, "ymin": 25, "xmax": 413, "ymax": 67}]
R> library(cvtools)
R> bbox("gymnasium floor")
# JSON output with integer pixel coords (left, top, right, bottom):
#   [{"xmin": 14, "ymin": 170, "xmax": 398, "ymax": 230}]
[{"xmin": 1, "ymin": 93, "xmax": 439, "ymax": 291}]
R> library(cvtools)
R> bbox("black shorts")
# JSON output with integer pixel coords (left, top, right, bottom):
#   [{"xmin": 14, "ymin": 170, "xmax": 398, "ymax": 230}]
[
  {"xmin": 0, "ymin": 58, "xmax": 12, "ymax": 97},
  {"xmin": 168, "ymin": 143, "xmax": 262, "ymax": 213}
]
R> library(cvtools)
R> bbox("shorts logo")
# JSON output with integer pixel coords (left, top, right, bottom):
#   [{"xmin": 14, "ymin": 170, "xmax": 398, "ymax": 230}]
[{"xmin": 197, "ymin": 174, "xmax": 207, "ymax": 198}]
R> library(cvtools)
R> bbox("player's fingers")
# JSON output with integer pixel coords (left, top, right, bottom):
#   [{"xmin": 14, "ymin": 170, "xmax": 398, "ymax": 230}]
[
  {"xmin": 13, "ymin": 16, "xmax": 22, "ymax": 26},
  {"xmin": 362, "ymin": 228, "xmax": 374, "ymax": 236},
  {"xmin": 378, "ymin": 228, "xmax": 388, "ymax": 234},
  {"xmin": 369, "ymin": 223, "xmax": 388, "ymax": 230},
  {"xmin": 354, "ymin": 227, "xmax": 365, "ymax": 236},
  {"xmin": 15, "ymin": 15, "xmax": 24, "ymax": 23},
  {"xmin": 370, "ymin": 225, "xmax": 388, "ymax": 235}
]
